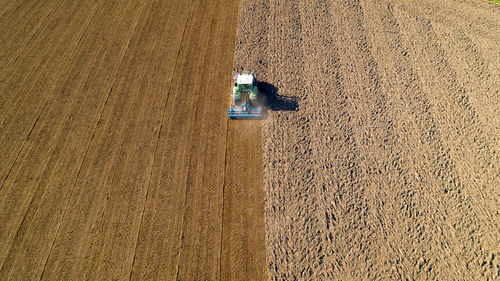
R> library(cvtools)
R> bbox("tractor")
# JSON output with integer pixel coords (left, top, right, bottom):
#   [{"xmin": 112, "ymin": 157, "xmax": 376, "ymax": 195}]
[{"xmin": 228, "ymin": 71, "xmax": 263, "ymax": 118}]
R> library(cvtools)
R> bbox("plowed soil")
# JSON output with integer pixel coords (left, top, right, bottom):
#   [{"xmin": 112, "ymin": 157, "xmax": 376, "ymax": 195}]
[
  {"xmin": 233, "ymin": 0, "xmax": 499, "ymax": 280},
  {"xmin": 0, "ymin": 0, "xmax": 266, "ymax": 280}
]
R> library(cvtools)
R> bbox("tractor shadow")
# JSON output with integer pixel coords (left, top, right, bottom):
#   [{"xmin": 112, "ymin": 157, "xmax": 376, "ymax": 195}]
[{"xmin": 257, "ymin": 81, "xmax": 298, "ymax": 112}]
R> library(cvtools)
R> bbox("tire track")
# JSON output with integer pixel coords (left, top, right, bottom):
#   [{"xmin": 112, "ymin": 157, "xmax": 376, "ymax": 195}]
[
  {"xmin": 0, "ymin": 0, "xmax": 146, "ymax": 279},
  {"xmin": 129, "ymin": 0, "xmax": 241, "ymax": 279},
  {"xmin": 38, "ymin": 0, "xmax": 192, "ymax": 279},
  {"xmin": 393, "ymin": 5, "xmax": 499, "ymax": 278},
  {"xmin": 0, "ymin": 0, "xmax": 102, "ymax": 188}
]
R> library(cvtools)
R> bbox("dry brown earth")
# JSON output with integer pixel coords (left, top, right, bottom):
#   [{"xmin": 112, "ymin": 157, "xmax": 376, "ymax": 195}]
[
  {"xmin": 2, "ymin": 0, "xmax": 499, "ymax": 280},
  {"xmin": 234, "ymin": 0, "xmax": 499, "ymax": 280},
  {"xmin": 0, "ymin": 0, "xmax": 266, "ymax": 280}
]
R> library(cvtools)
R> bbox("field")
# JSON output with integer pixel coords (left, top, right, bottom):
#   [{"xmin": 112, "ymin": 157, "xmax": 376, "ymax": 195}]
[
  {"xmin": 1, "ymin": 0, "xmax": 499, "ymax": 280},
  {"xmin": 234, "ymin": 0, "xmax": 499, "ymax": 279},
  {"xmin": 0, "ymin": 0, "xmax": 265, "ymax": 280}
]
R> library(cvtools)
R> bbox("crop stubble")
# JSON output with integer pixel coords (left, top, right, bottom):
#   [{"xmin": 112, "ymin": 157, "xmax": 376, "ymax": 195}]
[
  {"xmin": 1, "ymin": 0, "xmax": 266, "ymax": 280},
  {"xmin": 234, "ymin": 0, "xmax": 499, "ymax": 279}
]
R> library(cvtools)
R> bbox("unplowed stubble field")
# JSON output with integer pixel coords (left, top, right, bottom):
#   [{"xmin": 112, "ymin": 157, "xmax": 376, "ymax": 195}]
[{"xmin": 0, "ymin": 0, "xmax": 266, "ymax": 280}]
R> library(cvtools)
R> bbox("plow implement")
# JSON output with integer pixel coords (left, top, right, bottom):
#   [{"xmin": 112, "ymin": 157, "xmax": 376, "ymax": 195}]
[{"xmin": 228, "ymin": 104, "xmax": 263, "ymax": 118}]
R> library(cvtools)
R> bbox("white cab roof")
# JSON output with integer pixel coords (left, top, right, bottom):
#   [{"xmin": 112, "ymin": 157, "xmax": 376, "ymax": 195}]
[{"xmin": 236, "ymin": 74, "xmax": 254, "ymax": 85}]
